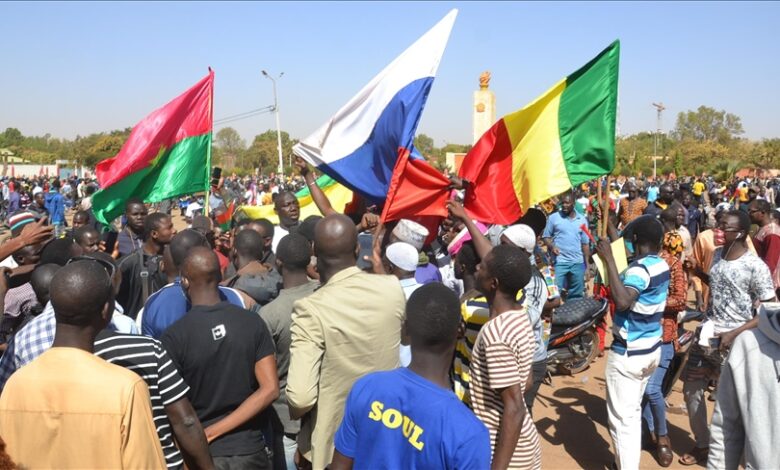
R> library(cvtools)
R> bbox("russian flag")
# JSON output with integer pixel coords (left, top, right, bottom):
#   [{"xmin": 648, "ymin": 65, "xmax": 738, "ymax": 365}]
[{"xmin": 293, "ymin": 9, "xmax": 457, "ymax": 203}]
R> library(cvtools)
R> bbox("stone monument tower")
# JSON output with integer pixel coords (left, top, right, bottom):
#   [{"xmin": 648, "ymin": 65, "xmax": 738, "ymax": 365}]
[{"xmin": 473, "ymin": 71, "xmax": 496, "ymax": 144}]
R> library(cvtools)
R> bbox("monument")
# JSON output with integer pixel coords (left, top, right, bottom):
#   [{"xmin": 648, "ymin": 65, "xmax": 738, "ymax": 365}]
[{"xmin": 473, "ymin": 71, "xmax": 496, "ymax": 144}]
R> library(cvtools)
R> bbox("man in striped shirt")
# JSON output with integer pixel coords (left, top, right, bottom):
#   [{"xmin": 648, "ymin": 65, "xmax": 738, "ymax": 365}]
[
  {"xmin": 469, "ymin": 245, "xmax": 541, "ymax": 469},
  {"xmin": 595, "ymin": 215, "xmax": 669, "ymax": 470},
  {"xmin": 94, "ymin": 330, "xmax": 213, "ymax": 470}
]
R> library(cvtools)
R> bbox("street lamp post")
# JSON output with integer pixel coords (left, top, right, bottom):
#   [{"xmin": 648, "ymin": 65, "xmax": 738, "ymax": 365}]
[{"xmin": 262, "ymin": 70, "xmax": 285, "ymax": 177}]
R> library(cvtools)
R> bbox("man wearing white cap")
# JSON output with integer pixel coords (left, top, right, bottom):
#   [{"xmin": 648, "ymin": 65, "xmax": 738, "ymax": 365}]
[
  {"xmin": 390, "ymin": 219, "xmax": 442, "ymax": 284},
  {"xmin": 384, "ymin": 241, "xmax": 424, "ymax": 367}
]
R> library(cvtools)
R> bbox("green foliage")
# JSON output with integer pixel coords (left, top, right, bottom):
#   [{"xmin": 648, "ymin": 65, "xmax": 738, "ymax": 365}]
[
  {"xmin": 413, "ymin": 134, "xmax": 435, "ymax": 157},
  {"xmin": 673, "ymin": 151, "xmax": 683, "ymax": 176},
  {"xmin": 673, "ymin": 105, "xmax": 744, "ymax": 144},
  {"xmin": 215, "ymin": 127, "xmax": 246, "ymax": 155},
  {"xmin": 0, "ymin": 128, "xmax": 24, "ymax": 148},
  {"xmin": 245, "ymin": 130, "xmax": 298, "ymax": 174}
]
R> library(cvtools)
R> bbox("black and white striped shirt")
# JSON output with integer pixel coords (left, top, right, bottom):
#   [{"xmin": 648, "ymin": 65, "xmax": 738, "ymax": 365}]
[{"xmin": 94, "ymin": 330, "xmax": 190, "ymax": 469}]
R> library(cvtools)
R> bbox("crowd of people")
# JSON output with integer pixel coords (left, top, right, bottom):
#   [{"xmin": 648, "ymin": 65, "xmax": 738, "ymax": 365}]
[{"xmin": 0, "ymin": 162, "xmax": 778, "ymax": 470}]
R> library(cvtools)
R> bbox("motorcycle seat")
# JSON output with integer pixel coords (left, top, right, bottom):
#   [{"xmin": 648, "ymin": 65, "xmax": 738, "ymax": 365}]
[{"xmin": 552, "ymin": 298, "xmax": 606, "ymax": 327}]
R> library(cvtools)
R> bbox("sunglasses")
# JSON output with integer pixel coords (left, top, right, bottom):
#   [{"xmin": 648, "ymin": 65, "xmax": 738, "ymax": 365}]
[{"xmin": 66, "ymin": 256, "xmax": 116, "ymax": 288}]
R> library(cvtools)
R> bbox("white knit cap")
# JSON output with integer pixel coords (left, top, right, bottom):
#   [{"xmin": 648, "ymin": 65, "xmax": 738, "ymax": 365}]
[
  {"xmin": 385, "ymin": 242, "xmax": 419, "ymax": 272},
  {"xmin": 501, "ymin": 224, "xmax": 536, "ymax": 253},
  {"xmin": 391, "ymin": 219, "xmax": 428, "ymax": 251}
]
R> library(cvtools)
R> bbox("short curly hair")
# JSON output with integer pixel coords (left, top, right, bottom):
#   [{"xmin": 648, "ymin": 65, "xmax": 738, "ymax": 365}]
[{"xmin": 486, "ymin": 245, "xmax": 531, "ymax": 296}]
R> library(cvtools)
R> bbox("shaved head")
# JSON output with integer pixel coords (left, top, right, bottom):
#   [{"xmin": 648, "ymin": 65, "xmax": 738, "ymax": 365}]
[
  {"xmin": 50, "ymin": 260, "xmax": 113, "ymax": 327},
  {"xmin": 314, "ymin": 214, "xmax": 358, "ymax": 259},
  {"xmin": 170, "ymin": 229, "xmax": 209, "ymax": 269},
  {"xmin": 314, "ymin": 214, "xmax": 358, "ymax": 283},
  {"xmin": 181, "ymin": 246, "xmax": 222, "ymax": 287},
  {"xmin": 31, "ymin": 263, "xmax": 61, "ymax": 306}
]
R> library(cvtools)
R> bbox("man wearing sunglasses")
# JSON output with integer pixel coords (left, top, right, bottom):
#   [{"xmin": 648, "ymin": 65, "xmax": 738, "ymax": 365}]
[{"xmin": 679, "ymin": 210, "xmax": 777, "ymax": 466}]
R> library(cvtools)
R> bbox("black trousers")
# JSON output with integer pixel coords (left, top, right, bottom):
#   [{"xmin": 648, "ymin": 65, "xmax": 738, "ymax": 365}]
[
  {"xmin": 213, "ymin": 450, "xmax": 271, "ymax": 470},
  {"xmin": 523, "ymin": 359, "xmax": 548, "ymax": 416}
]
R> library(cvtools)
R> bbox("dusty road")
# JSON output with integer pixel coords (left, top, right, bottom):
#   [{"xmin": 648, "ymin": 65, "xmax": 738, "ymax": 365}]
[{"xmin": 535, "ymin": 350, "xmax": 712, "ymax": 469}]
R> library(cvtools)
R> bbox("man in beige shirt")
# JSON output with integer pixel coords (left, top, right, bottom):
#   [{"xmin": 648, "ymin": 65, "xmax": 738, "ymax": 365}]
[
  {"xmin": 287, "ymin": 215, "xmax": 406, "ymax": 469},
  {"xmin": 0, "ymin": 258, "xmax": 166, "ymax": 469}
]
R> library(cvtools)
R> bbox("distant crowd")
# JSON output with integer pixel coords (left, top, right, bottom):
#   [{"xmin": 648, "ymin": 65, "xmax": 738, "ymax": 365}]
[{"xmin": 0, "ymin": 164, "xmax": 777, "ymax": 470}]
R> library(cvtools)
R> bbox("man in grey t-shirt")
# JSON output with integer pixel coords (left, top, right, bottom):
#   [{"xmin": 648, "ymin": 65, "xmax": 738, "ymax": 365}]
[
  {"xmin": 679, "ymin": 210, "xmax": 777, "ymax": 466},
  {"xmin": 257, "ymin": 233, "xmax": 318, "ymax": 470}
]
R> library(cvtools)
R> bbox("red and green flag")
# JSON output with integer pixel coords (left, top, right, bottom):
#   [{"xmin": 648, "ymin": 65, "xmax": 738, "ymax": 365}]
[
  {"xmin": 215, "ymin": 200, "xmax": 235, "ymax": 231},
  {"xmin": 459, "ymin": 41, "xmax": 620, "ymax": 225},
  {"xmin": 92, "ymin": 71, "xmax": 215, "ymax": 226}
]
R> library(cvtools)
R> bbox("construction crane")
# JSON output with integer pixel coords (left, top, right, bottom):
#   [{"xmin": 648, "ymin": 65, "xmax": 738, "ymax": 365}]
[{"xmin": 652, "ymin": 102, "xmax": 666, "ymax": 179}]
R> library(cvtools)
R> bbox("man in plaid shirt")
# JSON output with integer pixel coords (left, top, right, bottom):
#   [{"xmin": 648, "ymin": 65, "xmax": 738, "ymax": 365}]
[{"xmin": 0, "ymin": 305, "xmax": 55, "ymax": 391}]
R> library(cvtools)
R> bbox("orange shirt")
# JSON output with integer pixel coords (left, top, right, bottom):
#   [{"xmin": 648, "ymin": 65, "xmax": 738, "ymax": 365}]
[{"xmin": 0, "ymin": 348, "xmax": 165, "ymax": 469}]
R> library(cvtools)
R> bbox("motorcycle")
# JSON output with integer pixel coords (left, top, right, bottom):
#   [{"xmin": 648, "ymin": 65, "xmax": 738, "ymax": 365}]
[{"xmin": 546, "ymin": 297, "xmax": 609, "ymax": 375}]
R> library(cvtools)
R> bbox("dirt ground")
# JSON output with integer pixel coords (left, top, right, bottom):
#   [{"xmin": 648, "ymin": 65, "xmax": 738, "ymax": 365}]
[{"xmin": 535, "ymin": 342, "xmax": 713, "ymax": 470}]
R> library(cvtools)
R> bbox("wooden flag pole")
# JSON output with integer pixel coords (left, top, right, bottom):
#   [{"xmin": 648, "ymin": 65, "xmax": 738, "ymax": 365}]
[
  {"xmin": 601, "ymin": 175, "xmax": 612, "ymax": 239},
  {"xmin": 596, "ymin": 176, "xmax": 604, "ymax": 238}
]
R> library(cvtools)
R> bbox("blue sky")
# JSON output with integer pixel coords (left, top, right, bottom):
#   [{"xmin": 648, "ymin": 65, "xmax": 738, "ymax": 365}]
[{"xmin": 2, "ymin": 1, "xmax": 778, "ymax": 146}]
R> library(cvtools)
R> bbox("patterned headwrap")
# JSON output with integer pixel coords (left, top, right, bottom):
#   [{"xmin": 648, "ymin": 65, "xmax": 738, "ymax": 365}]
[{"xmin": 663, "ymin": 230, "xmax": 684, "ymax": 257}]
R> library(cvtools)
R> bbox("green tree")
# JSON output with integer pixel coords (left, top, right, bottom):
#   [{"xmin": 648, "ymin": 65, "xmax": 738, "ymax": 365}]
[
  {"xmin": 672, "ymin": 106, "xmax": 744, "ymax": 144},
  {"xmin": 673, "ymin": 151, "xmax": 684, "ymax": 176},
  {"xmin": 214, "ymin": 127, "xmax": 246, "ymax": 168},
  {"xmin": 413, "ymin": 134, "xmax": 435, "ymax": 158},
  {"xmin": 755, "ymin": 138, "xmax": 780, "ymax": 168},
  {"xmin": 214, "ymin": 127, "xmax": 246, "ymax": 155},
  {"xmin": 0, "ymin": 128, "xmax": 23, "ymax": 148},
  {"xmin": 245, "ymin": 130, "xmax": 298, "ymax": 174}
]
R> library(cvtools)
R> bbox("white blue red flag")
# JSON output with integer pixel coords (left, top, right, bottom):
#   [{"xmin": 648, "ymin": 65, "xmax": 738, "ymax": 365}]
[{"xmin": 293, "ymin": 9, "xmax": 457, "ymax": 202}]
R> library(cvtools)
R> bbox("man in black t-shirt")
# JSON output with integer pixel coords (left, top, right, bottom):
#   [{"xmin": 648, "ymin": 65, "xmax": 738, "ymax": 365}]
[
  {"xmin": 117, "ymin": 213, "xmax": 175, "ymax": 319},
  {"xmin": 162, "ymin": 246, "xmax": 279, "ymax": 469}
]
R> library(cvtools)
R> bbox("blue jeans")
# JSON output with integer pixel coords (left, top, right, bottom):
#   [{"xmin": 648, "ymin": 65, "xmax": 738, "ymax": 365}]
[
  {"xmin": 642, "ymin": 342, "xmax": 675, "ymax": 436},
  {"xmin": 555, "ymin": 261, "xmax": 585, "ymax": 299}
]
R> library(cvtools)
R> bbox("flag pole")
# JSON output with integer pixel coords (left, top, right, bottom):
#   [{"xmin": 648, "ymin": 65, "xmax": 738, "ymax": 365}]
[
  {"xmin": 596, "ymin": 176, "xmax": 605, "ymax": 238},
  {"xmin": 205, "ymin": 67, "xmax": 214, "ymax": 218},
  {"xmin": 601, "ymin": 175, "xmax": 612, "ymax": 239}
]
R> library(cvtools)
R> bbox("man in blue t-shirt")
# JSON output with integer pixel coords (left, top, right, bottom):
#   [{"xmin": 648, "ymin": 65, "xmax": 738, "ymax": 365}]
[
  {"xmin": 543, "ymin": 192, "xmax": 591, "ymax": 299},
  {"xmin": 141, "ymin": 229, "xmax": 245, "ymax": 338},
  {"xmin": 595, "ymin": 215, "xmax": 669, "ymax": 470},
  {"xmin": 331, "ymin": 283, "xmax": 490, "ymax": 470}
]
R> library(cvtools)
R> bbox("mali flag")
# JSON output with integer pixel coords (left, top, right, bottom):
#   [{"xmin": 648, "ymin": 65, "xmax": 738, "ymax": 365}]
[
  {"xmin": 92, "ymin": 71, "xmax": 214, "ymax": 226},
  {"xmin": 460, "ymin": 41, "xmax": 619, "ymax": 225}
]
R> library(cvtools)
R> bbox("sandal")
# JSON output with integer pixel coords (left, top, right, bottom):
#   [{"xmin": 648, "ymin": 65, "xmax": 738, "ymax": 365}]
[
  {"xmin": 679, "ymin": 446, "xmax": 708, "ymax": 466},
  {"xmin": 656, "ymin": 435, "xmax": 673, "ymax": 467}
]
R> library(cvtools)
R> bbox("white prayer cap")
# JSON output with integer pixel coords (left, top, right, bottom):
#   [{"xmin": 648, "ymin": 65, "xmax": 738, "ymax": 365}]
[
  {"xmin": 391, "ymin": 219, "xmax": 428, "ymax": 251},
  {"xmin": 385, "ymin": 242, "xmax": 419, "ymax": 272},
  {"xmin": 501, "ymin": 224, "xmax": 536, "ymax": 253}
]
